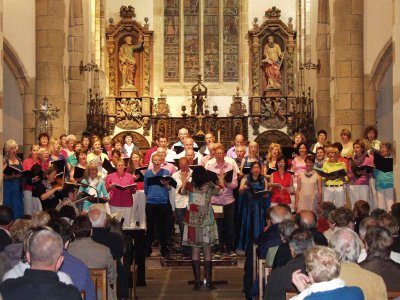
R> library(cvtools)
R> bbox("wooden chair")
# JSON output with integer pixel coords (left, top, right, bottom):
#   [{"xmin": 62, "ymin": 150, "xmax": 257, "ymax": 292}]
[
  {"xmin": 285, "ymin": 291, "xmax": 298, "ymax": 300},
  {"xmin": 388, "ymin": 291, "xmax": 400, "ymax": 299},
  {"xmin": 253, "ymin": 244, "xmax": 258, "ymax": 279},
  {"xmin": 257, "ymin": 259, "xmax": 272, "ymax": 300},
  {"xmin": 89, "ymin": 268, "xmax": 107, "ymax": 300}
]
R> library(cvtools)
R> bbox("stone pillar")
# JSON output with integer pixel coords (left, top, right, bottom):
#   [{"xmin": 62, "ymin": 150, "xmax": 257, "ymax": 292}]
[
  {"xmin": 332, "ymin": 0, "xmax": 364, "ymax": 140},
  {"xmin": 36, "ymin": 0, "xmax": 66, "ymax": 138},
  {"xmin": 392, "ymin": 0, "xmax": 400, "ymax": 200},
  {"xmin": 68, "ymin": 0, "xmax": 86, "ymax": 137},
  {"xmin": 0, "ymin": 0, "xmax": 3, "ymax": 202},
  {"xmin": 316, "ymin": 0, "xmax": 331, "ymax": 134}
]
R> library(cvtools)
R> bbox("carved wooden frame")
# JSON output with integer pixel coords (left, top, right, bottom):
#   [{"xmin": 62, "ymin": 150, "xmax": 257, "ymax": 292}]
[
  {"xmin": 106, "ymin": 9, "xmax": 153, "ymax": 98},
  {"xmin": 248, "ymin": 7, "xmax": 295, "ymax": 98}
]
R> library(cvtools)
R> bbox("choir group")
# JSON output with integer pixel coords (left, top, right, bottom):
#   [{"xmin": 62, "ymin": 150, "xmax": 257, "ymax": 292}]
[{"xmin": 2, "ymin": 125, "xmax": 394, "ymax": 294}]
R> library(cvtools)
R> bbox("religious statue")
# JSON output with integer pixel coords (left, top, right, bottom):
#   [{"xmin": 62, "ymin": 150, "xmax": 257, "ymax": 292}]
[
  {"xmin": 119, "ymin": 35, "xmax": 144, "ymax": 89},
  {"xmin": 195, "ymin": 95, "xmax": 204, "ymax": 115},
  {"xmin": 262, "ymin": 35, "xmax": 284, "ymax": 89}
]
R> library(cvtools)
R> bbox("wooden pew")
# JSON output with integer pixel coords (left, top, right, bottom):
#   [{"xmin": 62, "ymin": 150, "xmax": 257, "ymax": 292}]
[
  {"xmin": 89, "ymin": 268, "xmax": 107, "ymax": 300},
  {"xmin": 388, "ymin": 291, "xmax": 400, "ymax": 299}
]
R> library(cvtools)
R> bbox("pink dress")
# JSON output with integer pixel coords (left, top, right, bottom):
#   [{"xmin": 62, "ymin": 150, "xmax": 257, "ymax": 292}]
[{"xmin": 292, "ymin": 156, "xmax": 306, "ymax": 184}]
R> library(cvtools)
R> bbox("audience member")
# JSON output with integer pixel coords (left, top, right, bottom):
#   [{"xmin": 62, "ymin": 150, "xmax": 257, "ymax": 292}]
[
  {"xmin": 0, "ymin": 227, "xmax": 81, "ymax": 299},
  {"xmin": 296, "ymin": 210, "xmax": 328, "ymax": 246},
  {"xmin": 0, "ymin": 219, "xmax": 31, "ymax": 268},
  {"xmin": 360, "ymin": 225, "xmax": 400, "ymax": 291},
  {"xmin": 353, "ymin": 200, "xmax": 370, "ymax": 234},
  {"xmin": 49, "ymin": 218, "xmax": 96, "ymax": 300},
  {"xmin": 243, "ymin": 205, "xmax": 291, "ymax": 299},
  {"xmin": 266, "ymin": 229, "xmax": 314, "ymax": 300},
  {"xmin": 317, "ymin": 202, "xmax": 335, "ymax": 233},
  {"xmin": 291, "ymin": 246, "xmax": 364, "ymax": 300},
  {"xmin": 68, "ymin": 215, "xmax": 116, "ymax": 299},
  {"xmin": 272, "ymin": 219, "xmax": 297, "ymax": 269},
  {"xmin": 323, "ymin": 206, "xmax": 354, "ymax": 242},
  {"xmin": 330, "ymin": 227, "xmax": 387, "ymax": 299},
  {"xmin": 0, "ymin": 206, "xmax": 13, "ymax": 252}
]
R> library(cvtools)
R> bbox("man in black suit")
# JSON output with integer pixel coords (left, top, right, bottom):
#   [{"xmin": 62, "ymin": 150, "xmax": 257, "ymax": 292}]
[
  {"xmin": 0, "ymin": 205, "xmax": 13, "ymax": 252},
  {"xmin": 296, "ymin": 210, "xmax": 328, "ymax": 246},
  {"xmin": 0, "ymin": 227, "xmax": 81, "ymax": 300},
  {"xmin": 265, "ymin": 228, "xmax": 315, "ymax": 300}
]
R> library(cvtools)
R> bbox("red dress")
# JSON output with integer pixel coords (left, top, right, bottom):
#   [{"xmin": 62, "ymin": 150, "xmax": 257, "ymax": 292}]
[{"xmin": 271, "ymin": 171, "xmax": 292, "ymax": 204}]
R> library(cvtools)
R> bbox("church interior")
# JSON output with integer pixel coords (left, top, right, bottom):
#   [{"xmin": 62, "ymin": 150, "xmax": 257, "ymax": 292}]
[{"xmin": 0, "ymin": 0, "xmax": 399, "ymax": 299}]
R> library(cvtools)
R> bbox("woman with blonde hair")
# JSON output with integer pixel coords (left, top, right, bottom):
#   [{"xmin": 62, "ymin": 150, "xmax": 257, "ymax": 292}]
[
  {"xmin": 87, "ymin": 139, "xmax": 108, "ymax": 178},
  {"xmin": 65, "ymin": 134, "xmax": 77, "ymax": 158},
  {"xmin": 3, "ymin": 139, "xmax": 24, "ymax": 219},
  {"xmin": 38, "ymin": 147, "xmax": 51, "ymax": 171},
  {"xmin": 264, "ymin": 142, "xmax": 282, "ymax": 178},
  {"xmin": 340, "ymin": 128, "xmax": 353, "ymax": 158},
  {"xmin": 78, "ymin": 164, "xmax": 109, "ymax": 213},
  {"xmin": 240, "ymin": 141, "xmax": 263, "ymax": 174}
]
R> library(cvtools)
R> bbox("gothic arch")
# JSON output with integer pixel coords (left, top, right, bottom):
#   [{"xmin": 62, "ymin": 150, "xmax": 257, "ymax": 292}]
[
  {"xmin": 3, "ymin": 38, "xmax": 35, "ymax": 153},
  {"xmin": 3, "ymin": 39, "xmax": 30, "ymax": 95},
  {"xmin": 364, "ymin": 39, "xmax": 393, "ymax": 125}
]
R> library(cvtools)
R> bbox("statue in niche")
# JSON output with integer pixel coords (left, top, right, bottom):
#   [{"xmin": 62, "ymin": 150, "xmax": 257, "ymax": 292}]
[
  {"xmin": 119, "ymin": 35, "xmax": 143, "ymax": 89},
  {"xmin": 262, "ymin": 35, "xmax": 284, "ymax": 89},
  {"xmin": 195, "ymin": 95, "xmax": 204, "ymax": 115}
]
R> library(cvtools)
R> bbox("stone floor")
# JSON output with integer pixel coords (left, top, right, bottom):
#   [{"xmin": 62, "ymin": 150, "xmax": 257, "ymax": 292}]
[{"xmin": 136, "ymin": 256, "xmax": 245, "ymax": 299}]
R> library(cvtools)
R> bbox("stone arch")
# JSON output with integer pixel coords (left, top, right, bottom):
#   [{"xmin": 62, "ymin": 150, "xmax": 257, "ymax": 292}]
[
  {"xmin": 364, "ymin": 39, "xmax": 393, "ymax": 125},
  {"xmin": 3, "ymin": 38, "xmax": 35, "ymax": 153},
  {"xmin": 254, "ymin": 130, "xmax": 293, "ymax": 156}
]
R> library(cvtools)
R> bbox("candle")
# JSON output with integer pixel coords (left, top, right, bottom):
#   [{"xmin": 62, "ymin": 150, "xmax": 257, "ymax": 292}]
[{"xmin": 218, "ymin": 130, "xmax": 221, "ymax": 143}]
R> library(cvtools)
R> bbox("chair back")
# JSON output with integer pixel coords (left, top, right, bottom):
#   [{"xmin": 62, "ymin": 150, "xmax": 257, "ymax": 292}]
[
  {"xmin": 285, "ymin": 291, "xmax": 298, "ymax": 300},
  {"xmin": 89, "ymin": 268, "xmax": 107, "ymax": 300},
  {"xmin": 388, "ymin": 291, "xmax": 400, "ymax": 299}
]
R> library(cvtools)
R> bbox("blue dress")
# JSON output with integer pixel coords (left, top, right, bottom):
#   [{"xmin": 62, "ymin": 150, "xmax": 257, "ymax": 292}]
[
  {"xmin": 237, "ymin": 175, "xmax": 270, "ymax": 251},
  {"xmin": 3, "ymin": 159, "xmax": 24, "ymax": 219}
]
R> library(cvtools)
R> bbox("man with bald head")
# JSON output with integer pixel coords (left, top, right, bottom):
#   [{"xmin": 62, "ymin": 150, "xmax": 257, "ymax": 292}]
[
  {"xmin": 0, "ymin": 227, "xmax": 81, "ymax": 299},
  {"xmin": 226, "ymin": 134, "xmax": 248, "ymax": 159},
  {"xmin": 243, "ymin": 204, "xmax": 291, "ymax": 299},
  {"xmin": 171, "ymin": 127, "xmax": 199, "ymax": 149},
  {"xmin": 175, "ymin": 137, "xmax": 202, "ymax": 162},
  {"xmin": 296, "ymin": 210, "xmax": 328, "ymax": 246}
]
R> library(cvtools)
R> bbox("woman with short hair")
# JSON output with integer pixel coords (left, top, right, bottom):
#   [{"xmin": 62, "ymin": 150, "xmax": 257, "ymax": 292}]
[
  {"xmin": 3, "ymin": 139, "xmax": 24, "ymax": 219},
  {"xmin": 348, "ymin": 139, "xmax": 374, "ymax": 208},
  {"xmin": 373, "ymin": 142, "xmax": 394, "ymax": 211}
]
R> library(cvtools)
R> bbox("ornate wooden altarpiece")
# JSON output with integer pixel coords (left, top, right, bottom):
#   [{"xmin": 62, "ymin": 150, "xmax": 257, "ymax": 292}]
[
  {"xmin": 104, "ymin": 5, "xmax": 153, "ymax": 144},
  {"xmin": 151, "ymin": 75, "xmax": 248, "ymax": 149},
  {"xmin": 248, "ymin": 7, "xmax": 297, "ymax": 136}
]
